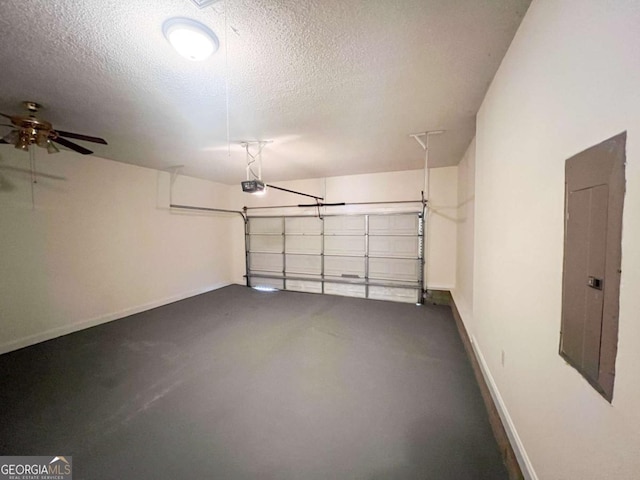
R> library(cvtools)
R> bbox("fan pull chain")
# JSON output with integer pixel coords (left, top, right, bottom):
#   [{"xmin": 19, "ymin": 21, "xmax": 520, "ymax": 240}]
[{"xmin": 29, "ymin": 147, "xmax": 37, "ymax": 209}]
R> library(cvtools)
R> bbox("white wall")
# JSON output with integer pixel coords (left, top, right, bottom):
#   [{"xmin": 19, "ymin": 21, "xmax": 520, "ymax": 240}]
[
  {"xmin": 462, "ymin": 1, "xmax": 640, "ymax": 478},
  {"xmin": 230, "ymin": 169, "xmax": 458, "ymax": 290},
  {"xmin": 426, "ymin": 166, "xmax": 458, "ymax": 290},
  {"xmin": 0, "ymin": 149, "xmax": 236, "ymax": 354},
  {"xmin": 451, "ymin": 138, "xmax": 475, "ymax": 319}
]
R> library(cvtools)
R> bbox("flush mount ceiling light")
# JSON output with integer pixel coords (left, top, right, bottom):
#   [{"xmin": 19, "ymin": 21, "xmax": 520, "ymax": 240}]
[
  {"xmin": 188, "ymin": 0, "xmax": 222, "ymax": 9},
  {"xmin": 163, "ymin": 18, "xmax": 219, "ymax": 61}
]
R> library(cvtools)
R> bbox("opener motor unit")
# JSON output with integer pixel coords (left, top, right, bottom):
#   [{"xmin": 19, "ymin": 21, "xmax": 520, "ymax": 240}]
[{"xmin": 241, "ymin": 180, "xmax": 265, "ymax": 193}]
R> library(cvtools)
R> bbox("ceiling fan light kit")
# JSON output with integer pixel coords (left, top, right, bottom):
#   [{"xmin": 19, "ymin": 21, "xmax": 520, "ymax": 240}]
[
  {"xmin": 46, "ymin": 140, "xmax": 60, "ymax": 154},
  {"xmin": 163, "ymin": 18, "xmax": 219, "ymax": 61},
  {"xmin": 0, "ymin": 101, "xmax": 108, "ymax": 155},
  {"xmin": 15, "ymin": 131, "xmax": 31, "ymax": 151}
]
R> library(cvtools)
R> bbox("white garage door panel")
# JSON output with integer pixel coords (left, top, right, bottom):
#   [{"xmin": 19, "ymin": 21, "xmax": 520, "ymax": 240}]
[
  {"xmin": 369, "ymin": 214, "xmax": 418, "ymax": 235},
  {"xmin": 249, "ymin": 217, "xmax": 283, "ymax": 234},
  {"xmin": 285, "ymin": 254, "xmax": 322, "ymax": 275},
  {"xmin": 369, "ymin": 258, "xmax": 420, "ymax": 282},
  {"xmin": 247, "ymin": 213, "xmax": 423, "ymax": 304},
  {"xmin": 285, "ymin": 235, "xmax": 322, "ymax": 254},
  {"xmin": 325, "ymin": 282, "xmax": 366, "ymax": 298},
  {"xmin": 249, "ymin": 235, "xmax": 283, "ymax": 253},
  {"xmin": 285, "ymin": 217, "xmax": 322, "ymax": 234},
  {"xmin": 249, "ymin": 253, "xmax": 283, "ymax": 273},
  {"xmin": 251, "ymin": 277, "xmax": 284, "ymax": 290},
  {"xmin": 325, "ymin": 236, "xmax": 365, "ymax": 256},
  {"xmin": 369, "ymin": 286, "xmax": 418, "ymax": 303},
  {"xmin": 286, "ymin": 279, "xmax": 323, "ymax": 294},
  {"xmin": 324, "ymin": 216, "xmax": 365, "ymax": 235},
  {"xmin": 369, "ymin": 236, "xmax": 419, "ymax": 258},
  {"xmin": 324, "ymin": 256, "xmax": 365, "ymax": 278}
]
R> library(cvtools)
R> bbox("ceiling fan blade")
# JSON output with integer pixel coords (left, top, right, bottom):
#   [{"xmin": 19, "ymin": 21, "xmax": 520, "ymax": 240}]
[
  {"xmin": 55, "ymin": 130, "xmax": 107, "ymax": 145},
  {"xmin": 0, "ymin": 139, "xmax": 7, "ymax": 144},
  {"xmin": 0, "ymin": 113, "xmax": 13, "ymax": 120},
  {"xmin": 53, "ymin": 137, "xmax": 93, "ymax": 155}
]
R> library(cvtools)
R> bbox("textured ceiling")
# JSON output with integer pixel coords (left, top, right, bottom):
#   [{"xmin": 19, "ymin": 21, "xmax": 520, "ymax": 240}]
[{"xmin": 0, "ymin": 0, "xmax": 530, "ymax": 184}]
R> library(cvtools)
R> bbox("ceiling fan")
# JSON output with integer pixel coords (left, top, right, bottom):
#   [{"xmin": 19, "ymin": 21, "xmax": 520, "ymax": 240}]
[{"xmin": 0, "ymin": 101, "xmax": 107, "ymax": 155}]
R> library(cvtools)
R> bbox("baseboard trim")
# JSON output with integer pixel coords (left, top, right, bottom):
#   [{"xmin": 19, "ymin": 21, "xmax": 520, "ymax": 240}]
[
  {"xmin": 470, "ymin": 329, "xmax": 538, "ymax": 480},
  {"xmin": 426, "ymin": 284, "xmax": 455, "ymax": 290},
  {"xmin": 0, "ymin": 283, "xmax": 230, "ymax": 355},
  {"xmin": 450, "ymin": 299, "xmax": 537, "ymax": 480}
]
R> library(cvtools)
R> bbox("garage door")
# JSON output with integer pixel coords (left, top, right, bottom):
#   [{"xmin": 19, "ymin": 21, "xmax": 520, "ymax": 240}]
[{"xmin": 246, "ymin": 213, "xmax": 424, "ymax": 303}]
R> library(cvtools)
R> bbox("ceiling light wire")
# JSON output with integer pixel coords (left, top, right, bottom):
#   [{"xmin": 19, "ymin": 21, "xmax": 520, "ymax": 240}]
[{"xmin": 224, "ymin": 0, "xmax": 230, "ymax": 159}]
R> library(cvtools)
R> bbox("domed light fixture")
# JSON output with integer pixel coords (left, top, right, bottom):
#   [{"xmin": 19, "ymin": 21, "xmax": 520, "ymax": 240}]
[{"xmin": 162, "ymin": 18, "xmax": 219, "ymax": 61}]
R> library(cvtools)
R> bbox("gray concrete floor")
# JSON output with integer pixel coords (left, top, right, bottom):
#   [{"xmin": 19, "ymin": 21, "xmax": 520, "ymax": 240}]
[{"xmin": 0, "ymin": 285, "xmax": 507, "ymax": 479}]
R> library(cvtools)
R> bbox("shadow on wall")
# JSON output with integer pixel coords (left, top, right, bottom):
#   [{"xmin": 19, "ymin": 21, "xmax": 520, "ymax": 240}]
[
  {"xmin": 0, "ymin": 151, "xmax": 68, "ymax": 198},
  {"xmin": 0, "ymin": 171, "xmax": 16, "ymax": 192},
  {"xmin": 430, "ymin": 198, "xmax": 477, "ymax": 224}
]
